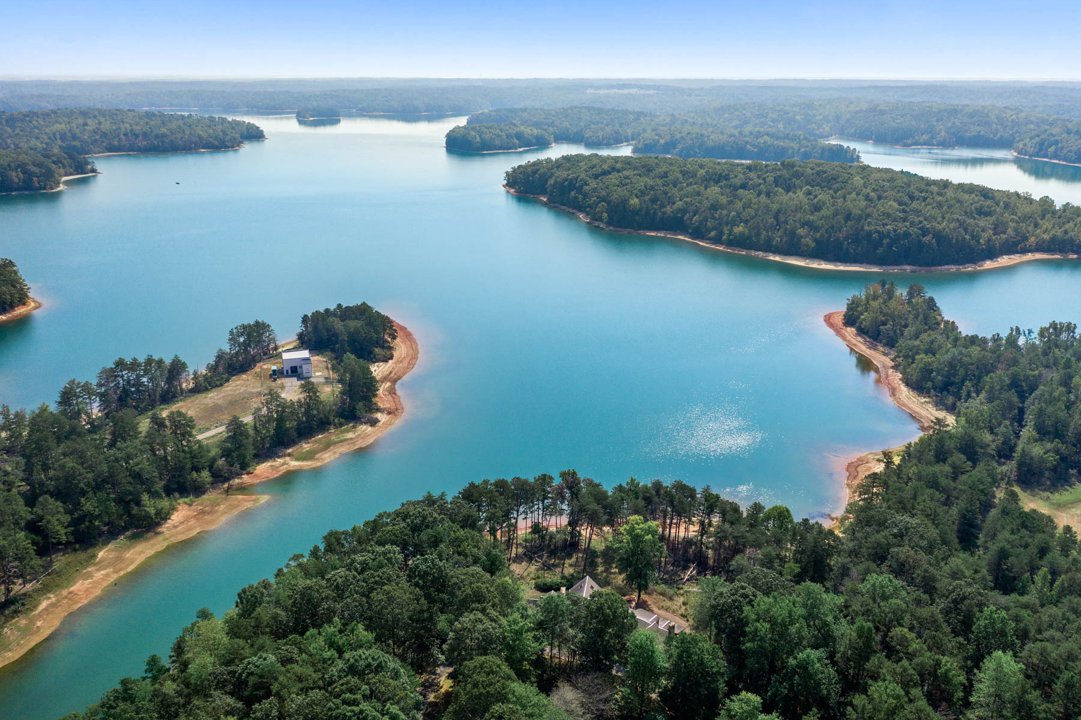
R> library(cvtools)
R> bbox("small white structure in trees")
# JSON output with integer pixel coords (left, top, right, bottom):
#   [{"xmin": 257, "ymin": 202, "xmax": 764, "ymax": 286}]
[{"xmin": 281, "ymin": 349, "xmax": 313, "ymax": 379}]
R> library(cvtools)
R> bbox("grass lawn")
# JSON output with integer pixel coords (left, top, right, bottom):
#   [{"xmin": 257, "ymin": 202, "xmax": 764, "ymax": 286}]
[
  {"xmin": 149, "ymin": 353, "xmax": 335, "ymax": 434},
  {"xmin": 1017, "ymin": 485, "xmax": 1081, "ymax": 529}
]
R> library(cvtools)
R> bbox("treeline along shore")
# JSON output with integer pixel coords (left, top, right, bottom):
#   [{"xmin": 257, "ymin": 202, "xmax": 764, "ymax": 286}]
[
  {"xmin": 0, "ymin": 303, "xmax": 418, "ymax": 668},
  {"xmin": 448, "ymin": 101, "xmax": 1081, "ymax": 166},
  {"xmin": 0, "ymin": 109, "xmax": 265, "ymax": 193},
  {"xmin": 0, "ymin": 257, "xmax": 38, "ymax": 323},
  {"xmin": 504, "ymin": 154, "xmax": 1081, "ymax": 270}
]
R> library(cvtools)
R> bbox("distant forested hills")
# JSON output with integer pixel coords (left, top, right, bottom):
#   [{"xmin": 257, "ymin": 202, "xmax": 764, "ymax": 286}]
[
  {"xmin": 504, "ymin": 154, "xmax": 1081, "ymax": 267},
  {"xmin": 448, "ymin": 106, "xmax": 860, "ymax": 162},
  {"xmin": 452, "ymin": 101, "xmax": 1081, "ymax": 165},
  {"xmin": 5, "ymin": 78, "xmax": 1081, "ymax": 118},
  {"xmin": 0, "ymin": 109, "xmax": 265, "ymax": 192}
]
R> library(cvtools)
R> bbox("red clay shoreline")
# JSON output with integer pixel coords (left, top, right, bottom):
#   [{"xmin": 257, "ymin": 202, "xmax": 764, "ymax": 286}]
[
  {"xmin": 505, "ymin": 186, "xmax": 1080, "ymax": 274},
  {"xmin": 0, "ymin": 298, "xmax": 42, "ymax": 323},
  {"xmin": 823, "ymin": 311, "xmax": 955, "ymax": 528},
  {"xmin": 0, "ymin": 322, "xmax": 418, "ymax": 670}
]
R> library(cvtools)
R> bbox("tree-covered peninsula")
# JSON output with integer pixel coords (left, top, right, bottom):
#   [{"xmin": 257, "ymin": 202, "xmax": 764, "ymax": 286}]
[
  {"xmin": 445, "ymin": 124, "xmax": 555, "ymax": 153},
  {"xmin": 63, "ymin": 284, "xmax": 1081, "ymax": 720},
  {"xmin": 0, "ymin": 109, "xmax": 265, "ymax": 193},
  {"xmin": 0, "ymin": 258, "xmax": 31, "ymax": 315},
  {"xmin": 0, "ymin": 304, "xmax": 394, "ymax": 607},
  {"xmin": 449, "ymin": 107, "xmax": 860, "ymax": 162},
  {"xmin": 452, "ymin": 101, "xmax": 1081, "ymax": 166},
  {"xmin": 504, "ymin": 154, "xmax": 1081, "ymax": 267},
  {"xmin": 845, "ymin": 282, "xmax": 1081, "ymax": 490}
]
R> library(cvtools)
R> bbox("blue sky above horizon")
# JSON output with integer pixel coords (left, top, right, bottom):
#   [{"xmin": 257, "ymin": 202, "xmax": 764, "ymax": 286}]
[{"xmin": 1, "ymin": 0, "xmax": 1078, "ymax": 80}]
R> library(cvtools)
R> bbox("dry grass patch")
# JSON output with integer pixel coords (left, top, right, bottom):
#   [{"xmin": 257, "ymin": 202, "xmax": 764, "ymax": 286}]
[{"xmin": 163, "ymin": 354, "xmax": 335, "ymax": 434}]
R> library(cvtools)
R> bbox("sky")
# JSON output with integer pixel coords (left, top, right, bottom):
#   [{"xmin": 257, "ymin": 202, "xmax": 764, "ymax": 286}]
[{"xmin": 1, "ymin": 0, "xmax": 1079, "ymax": 80}]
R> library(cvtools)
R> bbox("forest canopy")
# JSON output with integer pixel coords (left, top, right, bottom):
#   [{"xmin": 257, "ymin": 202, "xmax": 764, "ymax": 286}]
[
  {"xmin": 0, "ymin": 109, "xmax": 265, "ymax": 192},
  {"xmin": 845, "ymin": 281, "xmax": 1081, "ymax": 490},
  {"xmin": 504, "ymin": 154, "xmax": 1081, "ymax": 267},
  {"xmin": 450, "ymin": 101, "xmax": 1081, "ymax": 165},
  {"xmin": 449, "ymin": 106, "xmax": 860, "ymax": 163},
  {"xmin": 0, "ymin": 258, "xmax": 30, "ymax": 314}
]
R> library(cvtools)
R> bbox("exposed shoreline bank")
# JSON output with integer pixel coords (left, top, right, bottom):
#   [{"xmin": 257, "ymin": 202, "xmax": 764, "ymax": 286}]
[
  {"xmin": 505, "ymin": 187, "xmax": 1080, "ymax": 273},
  {"xmin": 1, "ymin": 143, "xmax": 258, "ymax": 196},
  {"xmin": 0, "ymin": 298, "xmax": 42, "ymax": 323},
  {"xmin": 448, "ymin": 144, "xmax": 553, "ymax": 155},
  {"xmin": 1011, "ymin": 151, "xmax": 1081, "ymax": 168},
  {"xmin": 823, "ymin": 311, "xmax": 954, "ymax": 527},
  {"xmin": 0, "ymin": 322, "xmax": 418, "ymax": 670}
]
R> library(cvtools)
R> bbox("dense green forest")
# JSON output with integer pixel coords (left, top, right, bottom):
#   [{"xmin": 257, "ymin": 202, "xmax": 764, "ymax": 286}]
[
  {"xmin": 504, "ymin": 154, "xmax": 1081, "ymax": 267},
  {"xmin": 695, "ymin": 101, "xmax": 1081, "ymax": 160},
  {"xmin": 298, "ymin": 302, "xmax": 396, "ymax": 363},
  {"xmin": 0, "ymin": 304, "xmax": 391, "ymax": 606},
  {"xmin": 0, "ymin": 109, "xmax": 265, "ymax": 192},
  {"xmin": 445, "ymin": 124, "xmax": 555, "ymax": 153},
  {"xmin": 845, "ymin": 282, "xmax": 1081, "ymax": 490},
  {"xmin": 64, "ymin": 454, "xmax": 1081, "ymax": 718},
  {"xmin": 449, "ymin": 107, "xmax": 859, "ymax": 162},
  {"xmin": 63, "ymin": 285, "xmax": 1081, "ymax": 720},
  {"xmin": 296, "ymin": 108, "xmax": 341, "ymax": 121},
  {"xmin": 0, "ymin": 258, "xmax": 31, "ymax": 314},
  {"xmin": 451, "ymin": 101, "xmax": 1081, "ymax": 165}
]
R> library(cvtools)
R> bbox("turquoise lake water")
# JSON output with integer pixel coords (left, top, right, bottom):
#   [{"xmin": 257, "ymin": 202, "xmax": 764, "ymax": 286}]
[{"xmin": 1, "ymin": 118, "xmax": 1081, "ymax": 718}]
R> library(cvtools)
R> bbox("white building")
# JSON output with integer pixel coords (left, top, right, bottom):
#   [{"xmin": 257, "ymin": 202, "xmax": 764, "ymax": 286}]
[
  {"xmin": 281, "ymin": 349, "xmax": 313, "ymax": 379},
  {"xmin": 556, "ymin": 576, "xmax": 684, "ymax": 637}
]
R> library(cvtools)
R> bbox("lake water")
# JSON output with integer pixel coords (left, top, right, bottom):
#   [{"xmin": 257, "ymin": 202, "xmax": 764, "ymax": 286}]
[{"xmin": 1, "ymin": 118, "xmax": 1081, "ymax": 719}]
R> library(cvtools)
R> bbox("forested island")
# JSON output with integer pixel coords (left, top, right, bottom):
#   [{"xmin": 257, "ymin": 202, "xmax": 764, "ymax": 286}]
[
  {"xmin": 449, "ymin": 101, "xmax": 1081, "ymax": 166},
  {"xmin": 0, "ymin": 303, "xmax": 397, "ymax": 610},
  {"xmin": 447, "ymin": 107, "xmax": 860, "ymax": 162},
  {"xmin": 445, "ymin": 124, "xmax": 555, "ymax": 153},
  {"xmin": 504, "ymin": 154, "xmax": 1081, "ymax": 268},
  {"xmin": 0, "ymin": 109, "xmax": 265, "ymax": 193},
  {"xmin": 0, "ymin": 258, "xmax": 32, "ymax": 317},
  {"xmin": 296, "ymin": 108, "xmax": 342, "ymax": 126}
]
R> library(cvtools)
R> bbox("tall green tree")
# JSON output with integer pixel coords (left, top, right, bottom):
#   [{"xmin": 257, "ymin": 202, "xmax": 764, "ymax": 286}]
[
  {"xmin": 617, "ymin": 630, "xmax": 667, "ymax": 718},
  {"xmin": 220, "ymin": 415, "xmax": 254, "ymax": 474},
  {"xmin": 968, "ymin": 652, "xmax": 1035, "ymax": 720},
  {"xmin": 611, "ymin": 515, "xmax": 664, "ymax": 603},
  {"xmin": 661, "ymin": 632, "xmax": 726, "ymax": 720},
  {"xmin": 338, "ymin": 353, "xmax": 379, "ymax": 420},
  {"xmin": 575, "ymin": 589, "xmax": 636, "ymax": 670}
]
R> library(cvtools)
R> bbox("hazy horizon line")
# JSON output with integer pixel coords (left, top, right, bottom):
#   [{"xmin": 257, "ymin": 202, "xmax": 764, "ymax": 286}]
[{"xmin": 3, "ymin": 75, "xmax": 1081, "ymax": 84}]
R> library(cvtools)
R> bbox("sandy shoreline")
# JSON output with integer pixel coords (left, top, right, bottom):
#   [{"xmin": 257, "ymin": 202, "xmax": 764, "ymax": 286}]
[
  {"xmin": 0, "ymin": 173, "xmax": 99, "ymax": 196},
  {"xmin": 505, "ymin": 187, "xmax": 1080, "ymax": 274},
  {"xmin": 1012, "ymin": 151, "xmax": 1081, "ymax": 168},
  {"xmin": 0, "ymin": 322, "xmax": 418, "ymax": 670},
  {"xmin": 0, "ymin": 298, "xmax": 42, "ymax": 324},
  {"xmin": 448, "ymin": 144, "xmax": 553, "ymax": 155},
  {"xmin": 823, "ymin": 311, "xmax": 954, "ymax": 527}
]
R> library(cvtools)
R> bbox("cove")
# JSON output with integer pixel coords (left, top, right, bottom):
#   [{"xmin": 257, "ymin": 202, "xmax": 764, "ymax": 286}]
[{"xmin": 1, "ymin": 117, "xmax": 1081, "ymax": 719}]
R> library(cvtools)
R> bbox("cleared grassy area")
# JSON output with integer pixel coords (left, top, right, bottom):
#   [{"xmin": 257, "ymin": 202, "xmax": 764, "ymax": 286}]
[
  {"xmin": 290, "ymin": 425, "xmax": 357, "ymax": 462},
  {"xmin": 1017, "ymin": 486, "xmax": 1081, "ymax": 529},
  {"xmin": 156, "ymin": 353, "xmax": 335, "ymax": 434}
]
